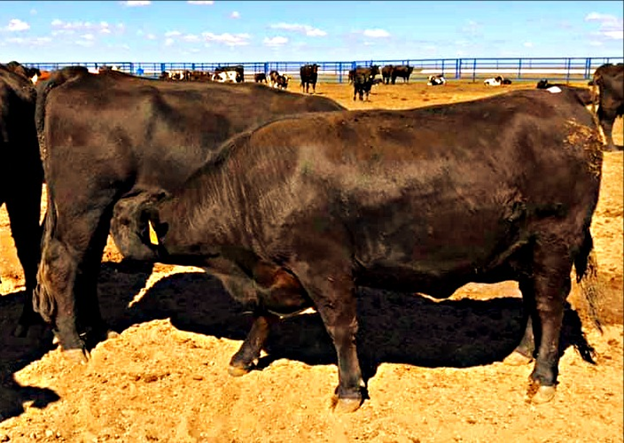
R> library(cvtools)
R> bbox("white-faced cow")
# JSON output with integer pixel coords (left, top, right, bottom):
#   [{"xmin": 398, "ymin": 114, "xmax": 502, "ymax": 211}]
[
  {"xmin": 427, "ymin": 74, "xmax": 446, "ymax": 86},
  {"xmin": 32, "ymin": 67, "xmax": 346, "ymax": 358},
  {"xmin": 484, "ymin": 76, "xmax": 512, "ymax": 86},
  {"xmin": 125, "ymin": 87, "xmax": 603, "ymax": 413},
  {"xmin": 591, "ymin": 62, "xmax": 623, "ymax": 151},
  {"xmin": 0, "ymin": 64, "xmax": 44, "ymax": 335}
]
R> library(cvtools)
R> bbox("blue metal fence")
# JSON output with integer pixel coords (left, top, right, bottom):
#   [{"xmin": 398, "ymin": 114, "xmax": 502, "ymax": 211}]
[{"xmin": 21, "ymin": 56, "xmax": 623, "ymax": 83}]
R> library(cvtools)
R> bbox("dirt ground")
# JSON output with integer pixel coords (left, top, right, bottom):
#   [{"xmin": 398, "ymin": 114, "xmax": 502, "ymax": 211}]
[{"xmin": 1, "ymin": 81, "xmax": 622, "ymax": 443}]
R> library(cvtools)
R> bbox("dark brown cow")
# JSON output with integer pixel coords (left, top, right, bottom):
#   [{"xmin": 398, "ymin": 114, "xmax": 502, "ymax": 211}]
[
  {"xmin": 0, "ymin": 65, "xmax": 44, "ymax": 335},
  {"xmin": 348, "ymin": 65, "xmax": 380, "ymax": 84},
  {"xmin": 591, "ymin": 63, "xmax": 623, "ymax": 151},
  {"xmin": 300, "ymin": 64, "xmax": 319, "ymax": 94},
  {"xmin": 381, "ymin": 65, "xmax": 394, "ymax": 85},
  {"xmin": 127, "ymin": 87, "xmax": 603, "ymax": 412},
  {"xmin": 390, "ymin": 65, "xmax": 414, "ymax": 84},
  {"xmin": 254, "ymin": 72, "xmax": 267, "ymax": 83},
  {"xmin": 32, "ymin": 67, "xmax": 346, "ymax": 358},
  {"xmin": 4, "ymin": 61, "xmax": 41, "ymax": 84}
]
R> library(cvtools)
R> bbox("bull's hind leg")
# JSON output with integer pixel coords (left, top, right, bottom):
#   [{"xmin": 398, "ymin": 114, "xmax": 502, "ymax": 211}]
[
  {"xmin": 503, "ymin": 280, "xmax": 536, "ymax": 366},
  {"xmin": 289, "ymin": 257, "xmax": 364, "ymax": 413},
  {"xmin": 36, "ymin": 196, "xmax": 116, "ymax": 361},
  {"xmin": 525, "ymin": 243, "xmax": 573, "ymax": 404},
  {"xmin": 4, "ymin": 185, "xmax": 45, "ymax": 337},
  {"xmin": 228, "ymin": 311, "xmax": 279, "ymax": 377}
]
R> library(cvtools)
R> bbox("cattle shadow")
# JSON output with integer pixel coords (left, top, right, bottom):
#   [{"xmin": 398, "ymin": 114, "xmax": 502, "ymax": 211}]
[
  {"xmin": 0, "ymin": 289, "xmax": 59, "ymax": 423},
  {"xmin": 118, "ymin": 271, "xmax": 596, "ymax": 386}
]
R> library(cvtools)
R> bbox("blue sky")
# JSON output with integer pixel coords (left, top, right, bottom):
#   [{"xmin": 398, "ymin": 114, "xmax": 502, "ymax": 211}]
[{"xmin": 0, "ymin": 1, "xmax": 622, "ymax": 63}]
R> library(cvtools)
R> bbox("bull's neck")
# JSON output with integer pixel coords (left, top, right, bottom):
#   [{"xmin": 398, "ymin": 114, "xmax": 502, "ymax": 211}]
[{"xmin": 157, "ymin": 156, "xmax": 254, "ymax": 257}]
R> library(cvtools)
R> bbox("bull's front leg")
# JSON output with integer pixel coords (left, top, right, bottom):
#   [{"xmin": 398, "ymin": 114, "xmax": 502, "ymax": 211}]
[{"xmin": 228, "ymin": 311, "xmax": 279, "ymax": 376}]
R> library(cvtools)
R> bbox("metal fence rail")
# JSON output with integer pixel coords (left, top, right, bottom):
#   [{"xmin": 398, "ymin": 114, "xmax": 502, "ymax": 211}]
[{"xmin": 21, "ymin": 56, "xmax": 623, "ymax": 83}]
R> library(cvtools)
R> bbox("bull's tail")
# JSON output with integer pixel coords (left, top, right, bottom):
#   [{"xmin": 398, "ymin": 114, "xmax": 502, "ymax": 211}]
[
  {"xmin": 574, "ymin": 228, "xmax": 603, "ymax": 333},
  {"xmin": 33, "ymin": 187, "xmax": 58, "ymax": 323}
]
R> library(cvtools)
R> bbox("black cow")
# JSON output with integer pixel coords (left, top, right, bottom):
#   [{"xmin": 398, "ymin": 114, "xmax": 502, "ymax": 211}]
[
  {"xmin": 300, "ymin": 64, "xmax": 319, "ymax": 94},
  {"xmin": 348, "ymin": 65, "xmax": 380, "ymax": 84},
  {"xmin": 127, "ymin": 87, "xmax": 603, "ymax": 412},
  {"xmin": 591, "ymin": 63, "xmax": 623, "ymax": 151},
  {"xmin": 254, "ymin": 73, "xmax": 267, "ymax": 83},
  {"xmin": 391, "ymin": 65, "xmax": 414, "ymax": 84},
  {"xmin": 32, "ymin": 67, "xmax": 346, "ymax": 358},
  {"xmin": 0, "ymin": 65, "xmax": 44, "ymax": 335},
  {"xmin": 4, "ymin": 61, "xmax": 41, "ymax": 84},
  {"xmin": 381, "ymin": 65, "xmax": 394, "ymax": 85},
  {"xmin": 353, "ymin": 72, "xmax": 373, "ymax": 101}
]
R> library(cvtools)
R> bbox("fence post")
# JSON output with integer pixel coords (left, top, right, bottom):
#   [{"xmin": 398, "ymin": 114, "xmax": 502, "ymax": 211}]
[
  {"xmin": 455, "ymin": 59, "xmax": 460, "ymax": 79},
  {"xmin": 565, "ymin": 58, "xmax": 571, "ymax": 84},
  {"xmin": 517, "ymin": 58, "xmax": 522, "ymax": 80},
  {"xmin": 472, "ymin": 59, "xmax": 477, "ymax": 83}
]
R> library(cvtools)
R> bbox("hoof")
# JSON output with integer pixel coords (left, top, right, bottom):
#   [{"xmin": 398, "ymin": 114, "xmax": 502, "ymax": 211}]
[
  {"xmin": 228, "ymin": 364, "xmax": 251, "ymax": 377},
  {"xmin": 331, "ymin": 396, "xmax": 363, "ymax": 413},
  {"xmin": 503, "ymin": 351, "xmax": 533, "ymax": 366},
  {"xmin": 531, "ymin": 385, "xmax": 556, "ymax": 404},
  {"xmin": 64, "ymin": 348, "xmax": 90, "ymax": 365}
]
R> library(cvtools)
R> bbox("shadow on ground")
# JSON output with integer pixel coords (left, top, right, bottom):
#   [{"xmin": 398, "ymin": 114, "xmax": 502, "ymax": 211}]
[
  {"xmin": 0, "ymin": 290, "xmax": 59, "ymax": 423},
  {"xmin": 105, "ymin": 268, "xmax": 596, "ymax": 385}
]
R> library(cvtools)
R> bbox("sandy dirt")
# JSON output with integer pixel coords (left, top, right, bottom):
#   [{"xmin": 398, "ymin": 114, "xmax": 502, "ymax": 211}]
[{"xmin": 0, "ymin": 81, "xmax": 622, "ymax": 443}]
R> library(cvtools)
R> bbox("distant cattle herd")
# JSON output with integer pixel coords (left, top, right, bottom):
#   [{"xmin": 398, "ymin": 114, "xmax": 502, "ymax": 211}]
[{"xmin": 0, "ymin": 58, "xmax": 622, "ymax": 413}]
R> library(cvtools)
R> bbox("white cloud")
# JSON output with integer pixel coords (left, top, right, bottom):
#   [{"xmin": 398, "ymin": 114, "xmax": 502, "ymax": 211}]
[
  {"xmin": 585, "ymin": 12, "xmax": 616, "ymax": 22},
  {"xmin": 122, "ymin": 1, "xmax": 151, "ymax": 6},
  {"xmin": 230, "ymin": 11, "xmax": 240, "ymax": 19},
  {"xmin": 82, "ymin": 33, "xmax": 95, "ymax": 40},
  {"xmin": 146, "ymin": 33, "xmax": 156, "ymax": 40},
  {"xmin": 6, "ymin": 36, "xmax": 51, "ymax": 46},
  {"xmin": 75, "ymin": 39, "xmax": 95, "ymax": 47},
  {"xmin": 363, "ymin": 28, "xmax": 390, "ymax": 38},
  {"xmin": 188, "ymin": 1, "xmax": 214, "ymax": 4},
  {"xmin": 589, "ymin": 41, "xmax": 604, "ymax": 46},
  {"xmin": 264, "ymin": 36, "xmax": 288, "ymax": 47},
  {"xmin": 523, "ymin": 41, "xmax": 533, "ymax": 47},
  {"xmin": 270, "ymin": 23, "xmax": 327, "ymax": 37},
  {"xmin": 165, "ymin": 38, "xmax": 175, "ymax": 46},
  {"xmin": 585, "ymin": 12, "xmax": 624, "ymax": 40},
  {"xmin": 5, "ymin": 19, "xmax": 30, "ymax": 32},
  {"xmin": 183, "ymin": 34, "xmax": 200, "ymax": 42},
  {"xmin": 51, "ymin": 19, "xmax": 122, "ymax": 36},
  {"xmin": 165, "ymin": 30, "xmax": 182, "ymax": 37},
  {"xmin": 202, "ymin": 32, "xmax": 251, "ymax": 46}
]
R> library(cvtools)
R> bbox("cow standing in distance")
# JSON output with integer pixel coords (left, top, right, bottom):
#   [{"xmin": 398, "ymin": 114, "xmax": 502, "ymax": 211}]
[
  {"xmin": 353, "ymin": 72, "xmax": 374, "ymax": 101},
  {"xmin": 591, "ymin": 62, "xmax": 623, "ymax": 151},
  {"xmin": 390, "ymin": 65, "xmax": 414, "ymax": 84},
  {"xmin": 0, "ymin": 65, "xmax": 44, "ymax": 335},
  {"xmin": 269, "ymin": 70, "xmax": 290, "ymax": 90},
  {"xmin": 300, "ymin": 64, "xmax": 319, "ymax": 94},
  {"xmin": 348, "ymin": 65, "xmax": 380, "ymax": 84},
  {"xmin": 4, "ymin": 61, "xmax": 41, "ymax": 84},
  {"xmin": 32, "ymin": 66, "xmax": 347, "ymax": 358},
  {"xmin": 127, "ymin": 87, "xmax": 602, "ymax": 413},
  {"xmin": 254, "ymin": 72, "xmax": 267, "ymax": 83},
  {"xmin": 381, "ymin": 65, "xmax": 394, "ymax": 85}
]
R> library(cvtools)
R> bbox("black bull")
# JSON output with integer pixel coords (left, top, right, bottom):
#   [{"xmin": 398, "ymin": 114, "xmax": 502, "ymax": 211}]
[
  {"xmin": 123, "ymin": 87, "xmax": 603, "ymax": 412},
  {"xmin": 32, "ymin": 67, "xmax": 346, "ymax": 352},
  {"xmin": 0, "ymin": 66, "xmax": 44, "ymax": 333},
  {"xmin": 591, "ymin": 63, "xmax": 623, "ymax": 151}
]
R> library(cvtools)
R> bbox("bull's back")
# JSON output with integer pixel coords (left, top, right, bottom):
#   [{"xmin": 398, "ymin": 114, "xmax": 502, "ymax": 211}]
[{"xmin": 240, "ymin": 90, "xmax": 602, "ymax": 287}]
